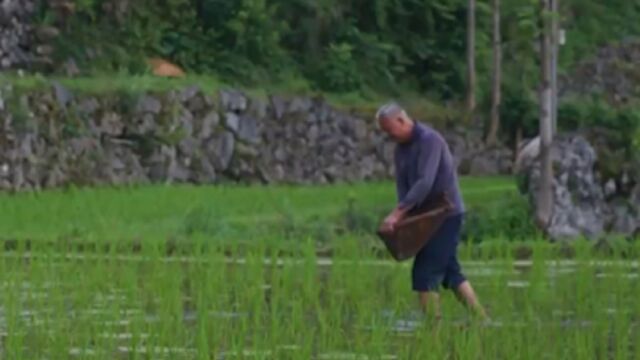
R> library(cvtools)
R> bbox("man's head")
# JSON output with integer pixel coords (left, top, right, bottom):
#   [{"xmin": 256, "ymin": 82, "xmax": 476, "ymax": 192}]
[{"xmin": 375, "ymin": 102, "xmax": 414, "ymax": 143}]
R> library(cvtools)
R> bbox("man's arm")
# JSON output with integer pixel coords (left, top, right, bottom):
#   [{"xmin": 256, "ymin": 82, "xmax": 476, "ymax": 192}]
[
  {"xmin": 380, "ymin": 134, "xmax": 443, "ymax": 233},
  {"xmin": 397, "ymin": 134, "xmax": 442, "ymax": 212}
]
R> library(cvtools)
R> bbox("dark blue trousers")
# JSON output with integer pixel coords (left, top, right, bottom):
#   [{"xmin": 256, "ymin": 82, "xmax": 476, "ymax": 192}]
[{"xmin": 411, "ymin": 214, "xmax": 466, "ymax": 292}]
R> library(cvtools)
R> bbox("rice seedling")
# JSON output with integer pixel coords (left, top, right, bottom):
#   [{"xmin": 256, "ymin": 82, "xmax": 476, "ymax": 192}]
[{"xmin": 0, "ymin": 179, "xmax": 637, "ymax": 358}]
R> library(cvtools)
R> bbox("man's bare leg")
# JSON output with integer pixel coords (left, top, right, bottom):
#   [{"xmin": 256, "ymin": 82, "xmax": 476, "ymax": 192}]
[
  {"xmin": 453, "ymin": 280, "xmax": 488, "ymax": 320},
  {"xmin": 418, "ymin": 291, "xmax": 442, "ymax": 321}
]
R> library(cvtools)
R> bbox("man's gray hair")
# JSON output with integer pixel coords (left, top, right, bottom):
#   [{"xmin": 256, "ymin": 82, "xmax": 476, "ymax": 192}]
[{"xmin": 375, "ymin": 102, "xmax": 406, "ymax": 121}]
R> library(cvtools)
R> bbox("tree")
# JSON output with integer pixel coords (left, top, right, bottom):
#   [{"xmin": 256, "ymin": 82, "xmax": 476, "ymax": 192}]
[
  {"xmin": 536, "ymin": 0, "xmax": 554, "ymax": 231},
  {"xmin": 486, "ymin": 0, "xmax": 501, "ymax": 146},
  {"xmin": 466, "ymin": 0, "xmax": 476, "ymax": 116}
]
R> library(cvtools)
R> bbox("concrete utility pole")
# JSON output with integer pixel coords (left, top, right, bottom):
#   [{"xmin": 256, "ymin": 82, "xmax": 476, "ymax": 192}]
[
  {"xmin": 550, "ymin": 0, "xmax": 559, "ymax": 134},
  {"xmin": 537, "ymin": 0, "xmax": 554, "ymax": 232}
]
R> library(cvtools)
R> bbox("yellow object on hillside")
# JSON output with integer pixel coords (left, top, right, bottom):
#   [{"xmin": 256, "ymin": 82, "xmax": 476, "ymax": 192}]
[{"xmin": 147, "ymin": 58, "xmax": 186, "ymax": 78}]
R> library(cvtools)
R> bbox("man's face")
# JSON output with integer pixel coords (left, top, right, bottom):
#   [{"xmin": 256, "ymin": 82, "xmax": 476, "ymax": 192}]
[{"xmin": 378, "ymin": 115, "xmax": 410, "ymax": 142}]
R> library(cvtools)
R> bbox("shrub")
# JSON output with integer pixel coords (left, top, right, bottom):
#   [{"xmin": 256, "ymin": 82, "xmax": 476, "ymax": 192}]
[
  {"xmin": 315, "ymin": 42, "xmax": 363, "ymax": 93},
  {"xmin": 460, "ymin": 193, "xmax": 541, "ymax": 243},
  {"xmin": 558, "ymin": 97, "xmax": 640, "ymax": 149},
  {"xmin": 179, "ymin": 203, "xmax": 229, "ymax": 237}
]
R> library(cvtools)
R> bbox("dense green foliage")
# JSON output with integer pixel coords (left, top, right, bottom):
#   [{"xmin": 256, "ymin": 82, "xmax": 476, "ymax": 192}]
[
  {"xmin": 37, "ymin": 0, "xmax": 640, "ymax": 101},
  {"xmin": 558, "ymin": 98, "xmax": 640, "ymax": 181},
  {"xmin": 559, "ymin": 98, "xmax": 640, "ymax": 149},
  {"xmin": 500, "ymin": 89, "xmax": 640, "ymax": 148}
]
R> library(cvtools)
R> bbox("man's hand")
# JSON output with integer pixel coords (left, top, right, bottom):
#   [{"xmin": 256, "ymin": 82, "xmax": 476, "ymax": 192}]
[{"xmin": 379, "ymin": 207, "xmax": 408, "ymax": 234}]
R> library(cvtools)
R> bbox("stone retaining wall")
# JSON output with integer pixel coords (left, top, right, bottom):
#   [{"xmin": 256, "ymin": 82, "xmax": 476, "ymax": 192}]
[{"xmin": 0, "ymin": 83, "xmax": 513, "ymax": 191}]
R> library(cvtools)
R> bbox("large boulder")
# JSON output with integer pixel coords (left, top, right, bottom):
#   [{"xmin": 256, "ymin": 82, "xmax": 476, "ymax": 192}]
[{"xmin": 518, "ymin": 134, "xmax": 640, "ymax": 240}]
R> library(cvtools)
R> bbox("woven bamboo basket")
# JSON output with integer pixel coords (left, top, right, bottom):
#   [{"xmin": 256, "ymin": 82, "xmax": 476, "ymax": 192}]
[{"xmin": 376, "ymin": 193, "xmax": 454, "ymax": 261}]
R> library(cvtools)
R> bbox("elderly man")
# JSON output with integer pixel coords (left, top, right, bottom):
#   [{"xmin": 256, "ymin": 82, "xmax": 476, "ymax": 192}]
[{"xmin": 376, "ymin": 102, "xmax": 487, "ymax": 321}]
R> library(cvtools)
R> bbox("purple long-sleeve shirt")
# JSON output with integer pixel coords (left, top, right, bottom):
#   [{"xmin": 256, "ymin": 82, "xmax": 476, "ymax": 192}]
[{"xmin": 394, "ymin": 122, "xmax": 465, "ymax": 215}]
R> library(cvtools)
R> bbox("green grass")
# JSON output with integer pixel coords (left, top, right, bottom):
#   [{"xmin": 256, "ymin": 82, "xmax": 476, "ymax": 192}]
[
  {"xmin": 0, "ymin": 73, "xmax": 459, "ymax": 125},
  {"xmin": 1, "ymin": 73, "xmax": 226, "ymax": 96},
  {"xmin": 0, "ymin": 177, "xmax": 514, "ymax": 243}
]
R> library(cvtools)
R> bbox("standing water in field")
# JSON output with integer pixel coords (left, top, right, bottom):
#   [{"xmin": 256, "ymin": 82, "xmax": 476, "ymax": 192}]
[{"xmin": 0, "ymin": 238, "xmax": 639, "ymax": 358}]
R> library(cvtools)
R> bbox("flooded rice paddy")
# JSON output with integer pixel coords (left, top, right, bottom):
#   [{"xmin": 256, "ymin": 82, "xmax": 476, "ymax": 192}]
[{"xmin": 0, "ymin": 241, "xmax": 639, "ymax": 359}]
